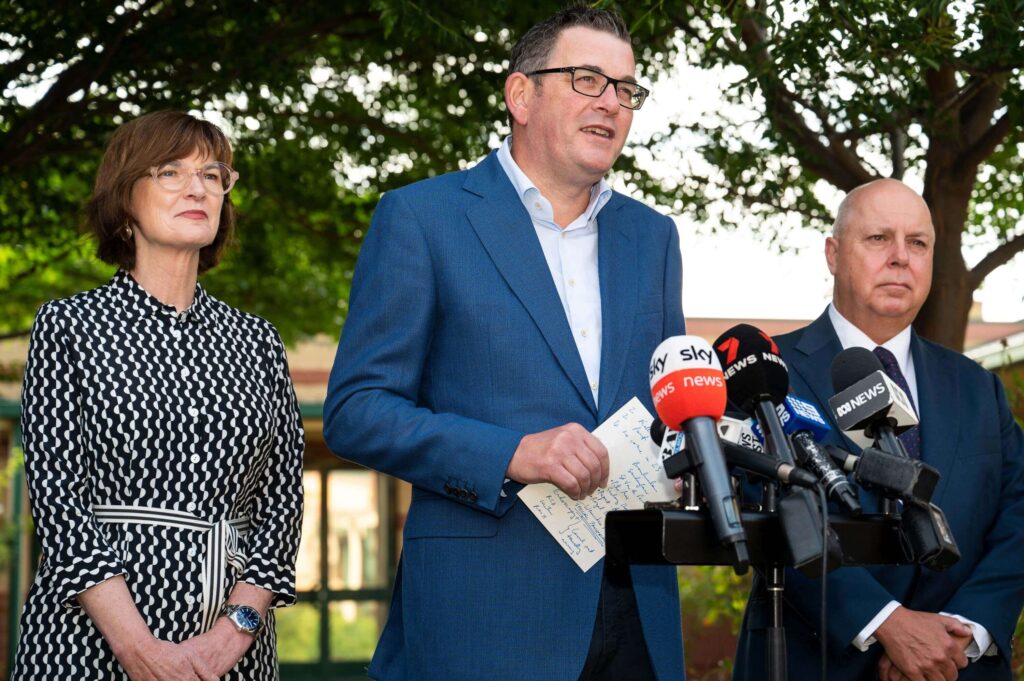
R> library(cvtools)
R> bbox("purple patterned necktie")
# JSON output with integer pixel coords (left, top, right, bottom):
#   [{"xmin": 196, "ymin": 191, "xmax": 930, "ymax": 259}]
[{"xmin": 872, "ymin": 346, "xmax": 922, "ymax": 460}]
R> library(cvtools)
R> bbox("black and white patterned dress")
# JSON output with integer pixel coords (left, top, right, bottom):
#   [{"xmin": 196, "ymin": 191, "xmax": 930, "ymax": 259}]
[{"xmin": 13, "ymin": 271, "xmax": 304, "ymax": 679}]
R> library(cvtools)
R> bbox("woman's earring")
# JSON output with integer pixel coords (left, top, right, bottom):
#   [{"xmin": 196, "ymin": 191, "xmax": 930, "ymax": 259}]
[{"xmin": 122, "ymin": 221, "xmax": 133, "ymax": 241}]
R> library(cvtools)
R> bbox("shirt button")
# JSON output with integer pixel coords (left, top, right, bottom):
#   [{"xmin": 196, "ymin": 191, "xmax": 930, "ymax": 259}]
[
  {"xmin": 568, "ymin": 278, "xmax": 575, "ymax": 287},
  {"xmin": 188, "ymin": 407, "xmax": 200, "ymax": 418},
  {"xmin": 591, "ymin": 382, "xmax": 598, "ymax": 391},
  {"xmin": 533, "ymin": 201, "xmax": 542, "ymax": 210},
  {"xmin": 580, "ymin": 328, "xmax": 588, "ymax": 338},
  {"xmin": 561, "ymin": 232, "xmax": 567, "ymax": 239},
  {"xmin": 190, "ymin": 454, "xmax": 200, "ymax": 464}
]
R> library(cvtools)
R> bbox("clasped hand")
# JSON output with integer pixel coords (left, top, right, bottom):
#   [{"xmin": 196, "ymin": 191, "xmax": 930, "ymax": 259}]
[
  {"xmin": 119, "ymin": 620, "xmax": 250, "ymax": 680},
  {"xmin": 875, "ymin": 607, "xmax": 973, "ymax": 681}
]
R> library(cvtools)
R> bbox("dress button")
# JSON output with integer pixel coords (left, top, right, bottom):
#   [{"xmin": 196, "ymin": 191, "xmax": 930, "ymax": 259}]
[
  {"xmin": 171, "ymin": 329, "xmax": 181, "ymax": 339},
  {"xmin": 186, "ymin": 501, "xmax": 197, "ymax": 512},
  {"xmin": 181, "ymin": 367, "xmax": 191, "ymax": 378},
  {"xmin": 185, "ymin": 595, "xmax": 196, "ymax": 605},
  {"xmin": 190, "ymin": 454, "xmax": 200, "ymax": 464},
  {"xmin": 188, "ymin": 407, "xmax": 200, "ymax": 418},
  {"xmin": 187, "ymin": 547, "xmax": 197, "ymax": 557}
]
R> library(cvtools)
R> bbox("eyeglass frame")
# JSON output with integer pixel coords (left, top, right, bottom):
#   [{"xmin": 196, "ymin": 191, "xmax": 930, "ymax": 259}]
[
  {"xmin": 148, "ymin": 161, "xmax": 240, "ymax": 195},
  {"xmin": 524, "ymin": 66, "xmax": 650, "ymax": 110}
]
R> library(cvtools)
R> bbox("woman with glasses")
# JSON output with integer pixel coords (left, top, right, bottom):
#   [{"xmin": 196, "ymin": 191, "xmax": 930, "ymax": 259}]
[{"xmin": 13, "ymin": 111, "xmax": 303, "ymax": 680}]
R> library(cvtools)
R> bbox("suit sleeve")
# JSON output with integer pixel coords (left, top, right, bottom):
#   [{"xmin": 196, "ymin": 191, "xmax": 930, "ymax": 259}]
[
  {"xmin": 323, "ymin": 190, "xmax": 525, "ymax": 516},
  {"xmin": 783, "ymin": 561, "xmax": 900, "ymax": 657},
  {"xmin": 21, "ymin": 302, "xmax": 128, "ymax": 608},
  {"xmin": 941, "ymin": 372, "xmax": 1024, "ymax": 661},
  {"xmin": 663, "ymin": 215, "xmax": 686, "ymax": 338}
]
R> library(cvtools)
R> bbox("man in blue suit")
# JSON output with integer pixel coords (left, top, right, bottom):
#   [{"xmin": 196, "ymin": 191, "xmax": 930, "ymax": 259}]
[
  {"xmin": 734, "ymin": 179, "xmax": 1024, "ymax": 681},
  {"xmin": 323, "ymin": 7, "xmax": 686, "ymax": 680}
]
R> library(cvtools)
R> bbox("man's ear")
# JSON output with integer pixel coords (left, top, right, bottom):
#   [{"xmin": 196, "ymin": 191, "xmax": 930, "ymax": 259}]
[
  {"xmin": 825, "ymin": 236, "xmax": 839, "ymax": 276},
  {"xmin": 505, "ymin": 72, "xmax": 532, "ymax": 126}
]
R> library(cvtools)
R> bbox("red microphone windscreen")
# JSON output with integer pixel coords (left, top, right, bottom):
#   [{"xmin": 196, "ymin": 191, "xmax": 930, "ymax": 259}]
[{"xmin": 649, "ymin": 336, "xmax": 727, "ymax": 429}]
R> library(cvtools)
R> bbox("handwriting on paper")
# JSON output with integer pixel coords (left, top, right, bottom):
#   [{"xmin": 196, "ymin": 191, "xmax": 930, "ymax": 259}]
[{"xmin": 518, "ymin": 397, "xmax": 676, "ymax": 572}]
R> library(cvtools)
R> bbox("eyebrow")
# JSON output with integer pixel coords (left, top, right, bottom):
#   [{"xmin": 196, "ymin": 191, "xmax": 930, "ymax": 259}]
[{"xmin": 579, "ymin": 63, "xmax": 638, "ymax": 84}]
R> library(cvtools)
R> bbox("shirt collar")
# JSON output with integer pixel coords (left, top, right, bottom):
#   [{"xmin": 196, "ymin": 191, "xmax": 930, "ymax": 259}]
[
  {"xmin": 828, "ymin": 303, "xmax": 913, "ymax": 374},
  {"xmin": 110, "ymin": 270, "xmax": 219, "ymax": 327},
  {"xmin": 496, "ymin": 136, "xmax": 612, "ymax": 228}
]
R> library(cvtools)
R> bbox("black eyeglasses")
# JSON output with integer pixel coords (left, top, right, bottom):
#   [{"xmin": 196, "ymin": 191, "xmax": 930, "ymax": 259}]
[{"xmin": 525, "ymin": 66, "xmax": 650, "ymax": 110}]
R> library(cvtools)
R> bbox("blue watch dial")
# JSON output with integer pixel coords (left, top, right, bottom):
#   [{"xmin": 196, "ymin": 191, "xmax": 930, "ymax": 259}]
[{"xmin": 234, "ymin": 605, "xmax": 261, "ymax": 631}]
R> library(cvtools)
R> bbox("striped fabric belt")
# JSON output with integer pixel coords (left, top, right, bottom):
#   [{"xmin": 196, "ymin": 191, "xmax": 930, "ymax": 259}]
[{"xmin": 93, "ymin": 504, "xmax": 250, "ymax": 632}]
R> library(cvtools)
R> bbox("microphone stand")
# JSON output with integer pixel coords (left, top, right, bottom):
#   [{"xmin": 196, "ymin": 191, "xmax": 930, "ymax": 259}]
[
  {"xmin": 753, "ymin": 400, "xmax": 795, "ymax": 681},
  {"xmin": 760, "ymin": 480, "xmax": 786, "ymax": 681}
]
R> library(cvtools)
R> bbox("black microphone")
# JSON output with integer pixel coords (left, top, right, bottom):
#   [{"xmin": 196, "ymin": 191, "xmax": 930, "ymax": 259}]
[
  {"xmin": 828, "ymin": 347, "xmax": 919, "ymax": 454},
  {"xmin": 828, "ymin": 349, "xmax": 960, "ymax": 570},
  {"xmin": 654, "ymin": 416, "xmax": 820, "ymax": 489},
  {"xmin": 713, "ymin": 324, "xmax": 796, "ymax": 466},
  {"xmin": 650, "ymin": 336, "xmax": 750, "ymax": 574},
  {"xmin": 765, "ymin": 395, "xmax": 862, "ymax": 516},
  {"xmin": 718, "ymin": 416, "xmax": 820, "ymax": 489},
  {"xmin": 825, "ymin": 444, "xmax": 940, "ymax": 503}
]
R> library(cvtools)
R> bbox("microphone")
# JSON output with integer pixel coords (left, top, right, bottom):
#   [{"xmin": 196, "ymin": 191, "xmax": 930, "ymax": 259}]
[
  {"xmin": 828, "ymin": 349, "xmax": 960, "ymax": 570},
  {"xmin": 828, "ymin": 347, "xmax": 919, "ymax": 452},
  {"xmin": 752, "ymin": 395, "xmax": 862, "ymax": 516},
  {"xmin": 718, "ymin": 416, "xmax": 819, "ymax": 489},
  {"xmin": 650, "ymin": 335, "xmax": 749, "ymax": 573},
  {"xmin": 712, "ymin": 324, "xmax": 796, "ymax": 466},
  {"xmin": 654, "ymin": 416, "xmax": 820, "ymax": 489},
  {"xmin": 825, "ymin": 444, "xmax": 940, "ymax": 503}
]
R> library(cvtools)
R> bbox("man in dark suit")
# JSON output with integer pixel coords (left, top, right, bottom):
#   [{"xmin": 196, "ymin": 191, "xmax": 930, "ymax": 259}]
[
  {"xmin": 323, "ymin": 7, "xmax": 686, "ymax": 680},
  {"xmin": 733, "ymin": 178, "xmax": 1024, "ymax": 681}
]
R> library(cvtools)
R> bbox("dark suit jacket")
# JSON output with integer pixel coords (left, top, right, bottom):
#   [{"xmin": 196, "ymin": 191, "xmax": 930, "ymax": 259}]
[
  {"xmin": 323, "ymin": 151, "xmax": 687, "ymax": 680},
  {"xmin": 734, "ymin": 309, "xmax": 1024, "ymax": 681}
]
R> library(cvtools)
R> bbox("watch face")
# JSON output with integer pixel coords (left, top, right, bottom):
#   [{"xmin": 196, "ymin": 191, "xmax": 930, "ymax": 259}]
[{"xmin": 234, "ymin": 605, "xmax": 261, "ymax": 632}]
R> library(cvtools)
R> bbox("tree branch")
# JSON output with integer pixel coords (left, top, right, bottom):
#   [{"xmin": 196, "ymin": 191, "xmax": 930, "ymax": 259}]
[
  {"xmin": 890, "ymin": 127, "xmax": 906, "ymax": 179},
  {"xmin": 959, "ymin": 78, "xmax": 1007, "ymax": 146},
  {"xmin": 957, "ymin": 111, "xmax": 1013, "ymax": 176},
  {"xmin": 969, "ymin": 229, "xmax": 1024, "ymax": 290},
  {"xmin": 734, "ymin": 12, "xmax": 874, "ymax": 190}
]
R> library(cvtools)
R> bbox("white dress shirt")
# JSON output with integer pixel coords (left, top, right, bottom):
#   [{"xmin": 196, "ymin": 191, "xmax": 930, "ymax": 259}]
[
  {"xmin": 497, "ymin": 137, "xmax": 611, "ymax": 405},
  {"xmin": 828, "ymin": 304, "xmax": 995, "ymax": 660}
]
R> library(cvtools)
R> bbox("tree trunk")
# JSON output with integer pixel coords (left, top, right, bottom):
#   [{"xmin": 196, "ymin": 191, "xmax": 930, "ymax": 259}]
[{"xmin": 916, "ymin": 165, "xmax": 975, "ymax": 352}]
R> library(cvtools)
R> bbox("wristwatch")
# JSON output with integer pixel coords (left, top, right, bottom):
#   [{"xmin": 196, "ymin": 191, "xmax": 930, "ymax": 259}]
[{"xmin": 218, "ymin": 603, "xmax": 264, "ymax": 636}]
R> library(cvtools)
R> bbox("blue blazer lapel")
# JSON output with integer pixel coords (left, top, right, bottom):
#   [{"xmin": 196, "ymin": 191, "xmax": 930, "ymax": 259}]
[
  {"xmin": 596, "ymin": 197, "xmax": 636, "ymax": 420},
  {"xmin": 463, "ymin": 153, "xmax": 597, "ymax": 413},
  {"xmin": 909, "ymin": 333, "xmax": 959, "ymax": 506},
  {"xmin": 789, "ymin": 311, "xmax": 845, "ymax": 427}
]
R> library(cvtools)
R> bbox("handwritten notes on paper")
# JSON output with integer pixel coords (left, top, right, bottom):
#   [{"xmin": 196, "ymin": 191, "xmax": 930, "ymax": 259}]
[{"xmin": 518, "ymin": 397, "xmax": 677, "ymax": 572}]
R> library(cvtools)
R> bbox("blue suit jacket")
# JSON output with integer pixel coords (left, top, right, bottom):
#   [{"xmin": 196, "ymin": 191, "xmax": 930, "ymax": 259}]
[
  {"xmin": 733, "ymin": 309, "xmax": 1024, "ymax": 681},
  {"xmin": 323, "ymin": 151, "xmax": 687, "ymax": 680}
]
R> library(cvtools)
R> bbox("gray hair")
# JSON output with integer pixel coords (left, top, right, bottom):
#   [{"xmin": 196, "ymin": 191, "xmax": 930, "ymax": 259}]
[{"xmin": 509, "ymin": 6, "xmax": 631, "ymax": 79}]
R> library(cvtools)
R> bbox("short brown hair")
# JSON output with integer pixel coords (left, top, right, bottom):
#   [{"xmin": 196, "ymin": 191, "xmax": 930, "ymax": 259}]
[
  {"xmin": 509, "ymin": 6, "xmax": 630, "ymax": 77},
  {"xmin": 86, "ymin": 111, "xmax": 236, "ymax": 274}
]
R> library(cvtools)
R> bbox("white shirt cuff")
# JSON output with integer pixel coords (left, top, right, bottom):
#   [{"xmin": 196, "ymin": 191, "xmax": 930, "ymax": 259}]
[
  {"xmin": 939, "ymin": 612, "xmax": 997, "ymax": 660},
  {"xmin": 852, "ymin": 601, "xmax": 902, "ymax": 651}
]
